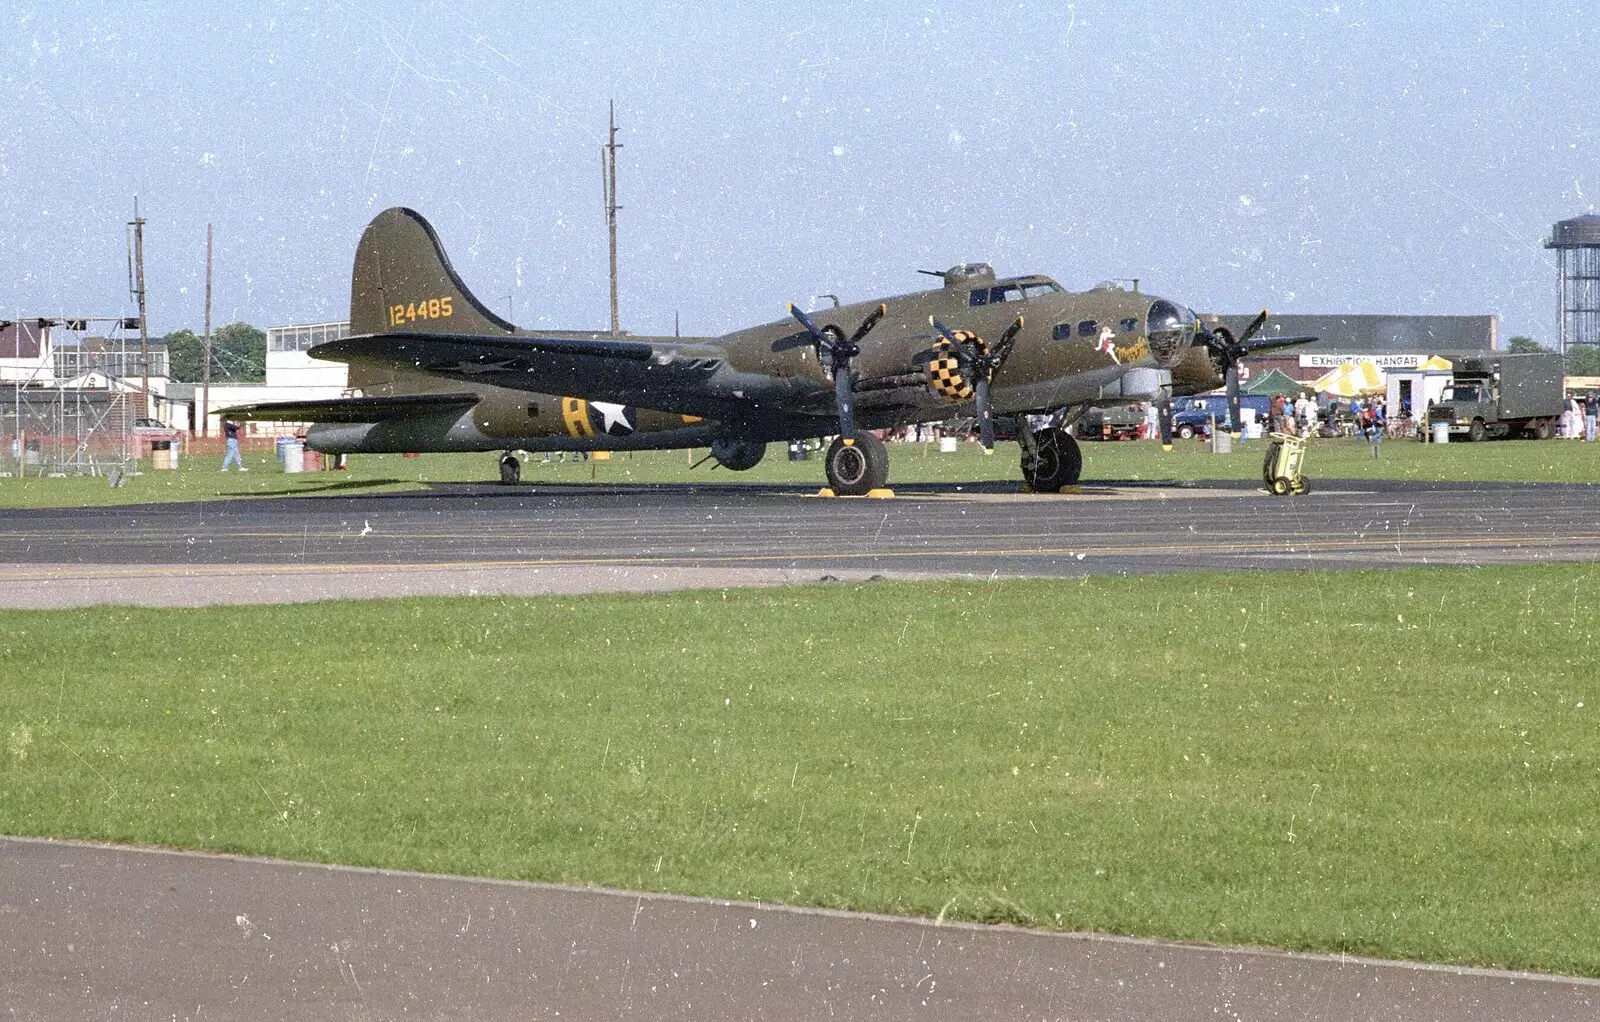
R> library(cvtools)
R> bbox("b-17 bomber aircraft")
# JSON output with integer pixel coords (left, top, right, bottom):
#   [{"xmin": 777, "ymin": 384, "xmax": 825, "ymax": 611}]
[{"xmin": 229, "ymin": 207, "xmax": 1312, "ymax": 493}]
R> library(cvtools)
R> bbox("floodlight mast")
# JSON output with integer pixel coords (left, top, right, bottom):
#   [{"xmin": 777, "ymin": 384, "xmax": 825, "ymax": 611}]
[
  {"xmin": 202, "ymin": 223, "xmax": 213, "ymax": 437},
  {"xmin": 129, "ymin": 199, "xmax": 150, "ymax": 417},
  {"xmin": 602, "ymin": 101, "xmax": 623, "ymax": 336}
]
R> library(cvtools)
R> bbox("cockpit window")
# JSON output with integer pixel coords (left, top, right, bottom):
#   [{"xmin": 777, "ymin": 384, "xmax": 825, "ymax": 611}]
[{"xmin": 973, "ymin": 282, "xmax": 1060, "ymax": 306}]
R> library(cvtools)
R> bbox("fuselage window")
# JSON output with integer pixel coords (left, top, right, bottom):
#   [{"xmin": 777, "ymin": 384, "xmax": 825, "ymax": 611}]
[
  {"xmin": 1077, "ymin": 320, "xmax": 1098, "ymax": 337},
  {"xmin": 969, "ymin": 289, "xmax": 989, "ymax": 307},
  {"xmin": 1051, "ymin": 323, "xmax": 1074, "ymax": 341},
  {"xmin": 1119, "ymin": 316, "xmax": 1139, "ymax": 333},
  {"xmin": 526, "ymin": 402, "xmax": 540, "ymax": 417}
]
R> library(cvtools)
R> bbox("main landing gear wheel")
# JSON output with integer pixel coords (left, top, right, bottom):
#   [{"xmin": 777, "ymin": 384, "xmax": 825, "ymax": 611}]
[
  {"xmin": 499, "ymin": 453, "xmax": 521, "ymax": 485},
  {"xmin": 824, "ymin": 431, "xmax": 889, "ymax": 495},
  {"xmin": 1022, "ymin": 427, "xmax": 1082, "ymax": 492}
]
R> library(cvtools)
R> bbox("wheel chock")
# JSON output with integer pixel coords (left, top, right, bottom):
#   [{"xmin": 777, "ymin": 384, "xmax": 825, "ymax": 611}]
[{"xmin": 813, "ymin": 488, "xmax": 895, "ymax": 498}]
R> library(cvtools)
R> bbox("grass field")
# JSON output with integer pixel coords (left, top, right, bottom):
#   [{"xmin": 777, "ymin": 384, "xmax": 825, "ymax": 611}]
[
  {"xmin": 3, "ymin": 566, "xmax": 1598, "ymax": 974},
  {"xmin": 2, "ymin": 435, "xmax": 1599, "ymax": 508}
]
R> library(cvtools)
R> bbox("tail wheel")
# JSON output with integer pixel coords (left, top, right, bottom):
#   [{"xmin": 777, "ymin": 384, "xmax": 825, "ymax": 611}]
[
  {"xmin": 1271, "ymin": 477, "xmax": 1291, "ymax": 496},
  {"xmin": 825, "ymin": 431, "xmax": 889, "ymax": 495},
  {"xmin": 499, "ymin": 454, "xmax": 520, "ymax": 485},
  {"xmin": 1023, "ymin": 427, "xmax": 1082, "ymax": 492}
]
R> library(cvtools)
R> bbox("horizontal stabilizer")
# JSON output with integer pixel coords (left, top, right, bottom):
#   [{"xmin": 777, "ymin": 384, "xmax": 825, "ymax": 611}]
[{"xmin": 217, "ymin": 392, "xmax": 480, "ymax": 423}]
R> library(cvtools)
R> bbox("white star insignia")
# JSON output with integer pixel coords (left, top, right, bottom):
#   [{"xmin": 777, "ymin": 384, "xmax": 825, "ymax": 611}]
[{"xmin": 591, "ymin": 401, "xmax": 634, "ymax": 435}]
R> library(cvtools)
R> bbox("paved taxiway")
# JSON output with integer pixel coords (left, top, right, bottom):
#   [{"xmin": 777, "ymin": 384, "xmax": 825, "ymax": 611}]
[
  {"xmin": 2, "ymin": 478, "xmax": 1598, "ymax": 607},
  {"xmin": 5, "ymin": 836, "xmax": 1595, "ymax": 1022}
]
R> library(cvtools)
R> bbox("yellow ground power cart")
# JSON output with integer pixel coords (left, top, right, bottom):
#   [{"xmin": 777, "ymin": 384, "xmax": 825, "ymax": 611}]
[{"xmin": 1261, "ymin": 431, "xmax": 1310, "ymax": 495}]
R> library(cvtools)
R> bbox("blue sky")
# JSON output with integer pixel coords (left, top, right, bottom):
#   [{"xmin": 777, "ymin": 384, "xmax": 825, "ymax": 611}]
[{"xmin": 2, "ymin": 1, "xmax": 1594, "ymax": 341}]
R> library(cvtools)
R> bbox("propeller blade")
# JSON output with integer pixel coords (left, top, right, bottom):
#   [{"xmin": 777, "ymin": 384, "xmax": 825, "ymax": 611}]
[
  {"xmin": 1226, "ymin": 364, "xmax": 1242, "ymax": 435},
  {"xmin": 1241, "ymin": 333, "xmax": 1319, "ymax": 354},
  {"xmin": 849, "ymin": 303, "xmax": 888, "ymax": 345},
  {"xmin": 1238, "ymin": 309, "xmax": 1269, "ymax": 347},
  {"xmin": 834, "ymin": 364, "xmax": 855, "ymax": 438},
  {"xmin": 991, "ymin": 316, "xmax": 1025, "ymax": 367},
  {"xmin": 976, "ymin": 378, "xmax": 995, "ymax": 450},
  {"xmin": 929, "ymin": 316, "xmax": 960, "ymax": 345},
  {"xmin": 787, "ymin": 303, "xmax": 831, "ymax": 347}
]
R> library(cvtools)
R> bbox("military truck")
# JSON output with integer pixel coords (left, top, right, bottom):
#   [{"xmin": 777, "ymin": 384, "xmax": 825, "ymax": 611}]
[
  {"xmin": 1074, "ymin": 404, "xmax": 1147, "ymax": 440},
  {"xmin": 1427, "ymin": 353, "xmax": 1563, "ymax": 441}
]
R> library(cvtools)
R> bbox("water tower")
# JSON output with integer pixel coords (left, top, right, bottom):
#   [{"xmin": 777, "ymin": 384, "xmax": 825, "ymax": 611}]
[{"xmin": 1545, "ymin": 214, "xmax": 1600, "ymax": 358}]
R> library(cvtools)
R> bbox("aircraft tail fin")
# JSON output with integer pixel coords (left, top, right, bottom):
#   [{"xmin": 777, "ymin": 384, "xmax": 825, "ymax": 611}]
[{"xmin": 349, "ymin": 207, "xmax": 515, "ymax": 337}]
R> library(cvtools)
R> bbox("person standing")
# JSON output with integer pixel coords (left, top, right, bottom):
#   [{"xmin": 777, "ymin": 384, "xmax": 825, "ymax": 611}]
[
  {"xmin": 1585, "ymin": 394, "xmax": 1597, "ymax": 443},
  {"xmin": 220, "ymin": 419, "xmax": 246, "ymax": 471}
]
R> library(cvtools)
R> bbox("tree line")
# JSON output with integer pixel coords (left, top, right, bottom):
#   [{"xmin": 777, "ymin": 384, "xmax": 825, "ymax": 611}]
[
  {"xmin": 1507, "ymin": 335, "xmax": 1600, "ymax": 375},
  {"xmin": 159, "ymin": 324, "xmax": 266, "ymax": 383}
]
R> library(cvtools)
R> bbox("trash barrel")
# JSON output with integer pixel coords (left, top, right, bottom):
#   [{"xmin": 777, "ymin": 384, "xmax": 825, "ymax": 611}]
[
  {"xmin": 283, "ymin": 441, "xmax": 305, "ymax": 473},
  {"xmin": 276, "ymin": 436, "xmax": 294, "ymax": 461},
  {"xmin": 1431, "ymin": 421, "xmax": 1449, "ymax": 444}
]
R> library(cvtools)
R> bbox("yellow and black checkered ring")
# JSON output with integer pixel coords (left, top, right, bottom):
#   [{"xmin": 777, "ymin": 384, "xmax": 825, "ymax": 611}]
[{"xmin": 925, "ymin": 339, "xmax": 974, "ymax": 401}]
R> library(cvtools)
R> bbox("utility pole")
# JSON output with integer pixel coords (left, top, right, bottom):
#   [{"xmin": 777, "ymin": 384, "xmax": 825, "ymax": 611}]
[
  {"xmin": 128, "ymin": 199, "xmax": 151, "ymax": 418},
  {"xmin": 601, "ymin": 100, "xmax": 622, "ymax": 336},
  {"xmin": 202, "ymin": 223, "xmax": 213, "ymax": 437}
]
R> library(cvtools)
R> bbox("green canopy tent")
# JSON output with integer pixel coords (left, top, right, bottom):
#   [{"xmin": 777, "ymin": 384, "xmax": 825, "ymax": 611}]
[{"xmin": 1242, "ymin": 368, "xmax": 1306, "ymax": 397}]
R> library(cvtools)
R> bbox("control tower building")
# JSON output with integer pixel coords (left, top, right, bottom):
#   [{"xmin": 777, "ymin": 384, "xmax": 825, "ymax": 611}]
[{"xmin": 1546, "ymin": 214, "xmax": 1600, "ymax": 358}]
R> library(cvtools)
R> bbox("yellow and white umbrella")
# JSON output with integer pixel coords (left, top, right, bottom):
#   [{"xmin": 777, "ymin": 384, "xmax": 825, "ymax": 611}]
[
  {"xmin": 1311, "ymin": 360, "xmax": 1386, "ymax": 397},
  {"xmin": 1418, "ymin": 355, "xmax": 1453, "ymax": 372}
]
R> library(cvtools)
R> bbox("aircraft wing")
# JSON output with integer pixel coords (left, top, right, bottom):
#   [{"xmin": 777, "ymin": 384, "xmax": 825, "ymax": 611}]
[
  {"xmin": 218, "ymin": 392, "xmax": 481, "ymax": 423},
  {"xmin": 310, "ymin": 331, "xmax": 818, "ymax": 421}
]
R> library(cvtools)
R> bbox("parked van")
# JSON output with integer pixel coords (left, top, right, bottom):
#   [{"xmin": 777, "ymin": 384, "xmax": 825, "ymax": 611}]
[{"xmin": 1170, "ymin": 395, "xmax": 1272, "ymax": 438}]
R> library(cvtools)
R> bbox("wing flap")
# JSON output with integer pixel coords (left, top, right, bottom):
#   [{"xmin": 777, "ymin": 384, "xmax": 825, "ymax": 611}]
[{"xmin": 218, "ymin": 392, "xmax": 481, "ymax": 423}]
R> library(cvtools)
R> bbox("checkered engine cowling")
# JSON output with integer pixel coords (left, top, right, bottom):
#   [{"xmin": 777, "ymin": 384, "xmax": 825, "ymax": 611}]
[{"xmin": 925, "ymin": 336, "xmax": 975, "ymax": 401}]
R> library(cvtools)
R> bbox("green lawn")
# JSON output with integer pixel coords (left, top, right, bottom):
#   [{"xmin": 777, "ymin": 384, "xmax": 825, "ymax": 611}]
[
  {"xmin": 3, "ymin": 566, "xmax": 1598, "ymax": 974},
  {"xmin": 3, "ymin": 435, "xmax": 1599, "ymax": 508}
]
